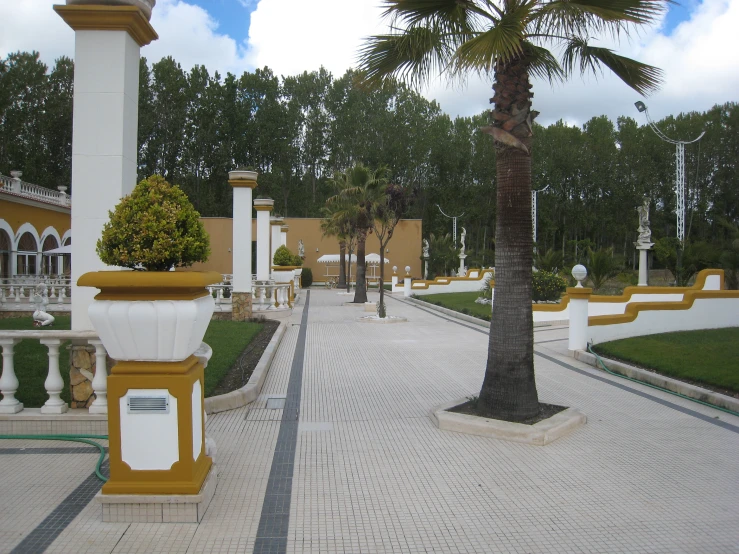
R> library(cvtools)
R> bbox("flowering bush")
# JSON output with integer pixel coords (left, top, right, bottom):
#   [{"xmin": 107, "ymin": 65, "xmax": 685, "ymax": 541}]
[
  {"xmin": 532, "ymin": 270, "xmax": 566, "ymax": 302},
  {"xmin": 97, "ymin": 175, "xmax": 210, "ymax": 271}
]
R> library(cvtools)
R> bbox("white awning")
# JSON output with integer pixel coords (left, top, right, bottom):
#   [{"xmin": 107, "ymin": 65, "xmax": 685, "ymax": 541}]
[
  {"xmin": 44, "ymin": 245, "xmax": 71, "ymax": 254},
  {"xmin": 365, "ymin": 253, "xmax": 390, "ymax": 264},
  {"xmin": 317, "ymin": 254, "xmax": 357, "ymax": 263}
]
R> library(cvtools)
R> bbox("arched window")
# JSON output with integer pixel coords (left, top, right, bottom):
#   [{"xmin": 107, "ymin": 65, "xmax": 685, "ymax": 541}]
[
  {"xmin": 42, "ymin": 235, "xmax": 60, "ymax": 275},
  {"xmin": 16, "ymin": 232, "xmax": 38, "ymax": 275},
  {"xmin": 0, "ymin": 230, "xmax": 10, "ymax": 279}
]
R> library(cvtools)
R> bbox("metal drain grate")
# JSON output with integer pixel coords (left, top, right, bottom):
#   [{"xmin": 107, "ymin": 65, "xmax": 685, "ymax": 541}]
[{"xmin": 266, "ymin": 396, "xmax": 286, "ymax": 410}]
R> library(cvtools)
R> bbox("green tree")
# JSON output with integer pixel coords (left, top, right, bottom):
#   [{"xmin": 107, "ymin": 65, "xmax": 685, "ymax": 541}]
[{"xmin": 359, "ymin": 0, "xmax": 667, "ymax": 422}]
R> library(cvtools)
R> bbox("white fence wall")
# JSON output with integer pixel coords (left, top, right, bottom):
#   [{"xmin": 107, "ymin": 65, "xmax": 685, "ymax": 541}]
[{"xmin": 400, "ymin": 269, "xmax": 493, "ymax": 296}]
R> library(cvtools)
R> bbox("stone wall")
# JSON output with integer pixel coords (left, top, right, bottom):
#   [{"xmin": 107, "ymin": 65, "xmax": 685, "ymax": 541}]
[
  {"xmin": 69, "ymin": 343, "xmax": 113, "ymax": 409},
  {"xmin": 231, "ymin": 292, "xmax": 252, "ymax": 321}
]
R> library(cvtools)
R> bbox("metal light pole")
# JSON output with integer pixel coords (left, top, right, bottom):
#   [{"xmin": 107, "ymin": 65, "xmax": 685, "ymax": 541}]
[
  {"xmin": 532, "ymin": 185, "xmax": 550, "ymax": 247},
  {"xmin": 436, "ymin": 205, "xmax": 465, "ymax": 247},
  {"xmin": 634, "ymin": 101, "xmax": 705, "ymax": 246}
]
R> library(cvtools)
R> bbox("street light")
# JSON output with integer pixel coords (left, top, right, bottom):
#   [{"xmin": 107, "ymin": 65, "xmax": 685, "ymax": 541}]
[
  {"xmin": 634, "ymin": 101, "xmax": 705, "ymax": 246},
  {"xmin": 436, "ymin": 204, "xmax": 465, "ymax": 247}
]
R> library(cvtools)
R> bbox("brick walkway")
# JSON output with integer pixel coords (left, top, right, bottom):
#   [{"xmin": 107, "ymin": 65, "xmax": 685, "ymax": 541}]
[{"xmin": 2, "ymin": 288, "xmax": 738, "ymax": 553}]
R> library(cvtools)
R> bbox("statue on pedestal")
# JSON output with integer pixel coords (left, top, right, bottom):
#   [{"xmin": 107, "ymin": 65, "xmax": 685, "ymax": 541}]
[
  {"xmin": 422, "ymin": 239, "xmax": 429, "ymax": 258},
  {"xmin": 459, "ymin": 227, "xmax": 466, "ymax": 256},
  {"xmin": 298, "ymin": 239, "xmax": 305, "ymax": 259},
  {"xmin": 636, "ymin": 199, "xmax": 651, "ymax": 246}
]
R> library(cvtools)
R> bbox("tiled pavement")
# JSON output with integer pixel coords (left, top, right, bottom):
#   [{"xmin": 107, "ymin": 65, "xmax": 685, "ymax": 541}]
[{"xmin": 2, "ymin": 288, "xmax": 738, "ymax": 553}]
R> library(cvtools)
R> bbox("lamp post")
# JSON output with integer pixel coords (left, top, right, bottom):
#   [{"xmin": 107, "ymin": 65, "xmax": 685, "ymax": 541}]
[
  {"xmin": 634, "ymin": 102, "xmax": 704, "ymax": 247},
  {"xmin": 532, "ymin": 184, "xmax": 550, "ymax": 250},
  {"xmin": 436, "ymin": 204, "xmax": 465, "ymax": 247}
]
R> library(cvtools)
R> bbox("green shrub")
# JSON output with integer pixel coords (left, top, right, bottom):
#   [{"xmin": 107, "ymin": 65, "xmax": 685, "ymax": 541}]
[
  {"xmin": 532, "ymin": 270, "xmax": 566, "ymax": 302},
  {"xmin": 97, "ymin": 175, "xmax": 210, "ymax": 271},
  {"xmin": 301, "ymin": 267, "xmax": 313, "ymax": 287},
  {"xmin": 273, "ymin": 245, "xmax": 301, "ymax": 266}
]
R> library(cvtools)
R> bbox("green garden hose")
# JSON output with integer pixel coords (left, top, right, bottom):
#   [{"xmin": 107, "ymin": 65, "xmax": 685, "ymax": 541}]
[
  {"xmin": 0, "ymin": 434, "xmax": 109, "ymax": 482},
  {"xmin": 586, "ymin": 344, "xmax": 739, "ymax": 418}
]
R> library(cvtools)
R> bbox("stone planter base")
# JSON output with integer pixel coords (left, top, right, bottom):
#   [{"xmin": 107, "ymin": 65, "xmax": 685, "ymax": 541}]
[
  {"xmin": 231, "ymin": 292, "xmax": 253, "ymax": 321},
  {"xmin": 430, "ymin": 398, "xmax": 586, "ymax": 445},
  {"xmin": 98, "ymin": 465, "xmax": 218, "ymax": 523}
]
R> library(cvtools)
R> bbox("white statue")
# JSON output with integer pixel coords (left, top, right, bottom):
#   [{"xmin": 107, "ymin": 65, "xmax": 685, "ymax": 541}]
[
  {"xmin": 637, "ymin": 199, "xmax": 651, "ymax": 245},
  {"xmin": 422, "ymin": 239, "xmax": 429, "ymax": 258},
  {"xmin": 459, "ymin": 227, "xmax": 466, "ymax": 256},
  {"xmin": 298, "ymin": 239, "xmax": 305, "ymax": 258},
  {"xmin": 32, "ymin": 284, "xmax": 54, "ymax": 327}
]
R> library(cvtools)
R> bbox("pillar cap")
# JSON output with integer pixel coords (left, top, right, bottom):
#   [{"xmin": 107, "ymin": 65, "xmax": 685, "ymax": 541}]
[
  {"xmin": 228, "ymin": 170, "xmax": 258, "ymax": 188},
  {"xmin": 566, "ymin": 287, "xmax": 593, "ymax": 299},
  {"xmin": 66, "ymin": 0, "xmax": 156, "ymax": 20},
  {"xmin": 280, "ymin": 225, "xmax": 289, "ymax": 232},
  {"xmin": 254, "ymin": 198, "xmax": 274, "ymax": 212},
  {"xmin": 54, "ymin": 4, "xmax": 158, "ymax": 46},
  {"xmin": 270, "ymin": 217, "xmax": 284, "ymax": 226}
]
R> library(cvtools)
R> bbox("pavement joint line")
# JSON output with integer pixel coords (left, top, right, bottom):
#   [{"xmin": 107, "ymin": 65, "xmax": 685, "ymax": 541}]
[
  {"xmin": 10, "ymin": 460, "xmax": 109, "ymax": 554},
  {"xmin": 398, "ymin": 292, "xmax": 739, "ymax": 432},
  {"xmin": 0, "ymin": 447, "xmax": 108, "ymax": 455},
  {"xmin": 253, "ymin": 290, "xmax": 310, "ymax": 554}
]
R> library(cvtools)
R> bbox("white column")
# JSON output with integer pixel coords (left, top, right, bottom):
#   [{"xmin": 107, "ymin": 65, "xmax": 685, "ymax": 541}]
[
  {"xmin": 280, "ymin": 224, "xmax": 288, "ymax": 248},
  {"xmin": 40, "ymin": 338, "xmax": 68, "ymax": 414},
  {"xmin": 88, "ymin": 339, "xmax": 109, "ymax": 414},
  {"xmin": 636, "ymin": 244, "xmax": 653, "ymax": 287},
  {"xmin": 228, "ymin": 170, "xmax": 258, "ymax": 293},
  {"xmin": 254, "ymin": 198, "xmax": 274, "ymax": 281},
  {"xmin": 55, "ymin": 3, "xmax": 158, "ymax": 331},
  {"xmin": 403, "ymin": 266, "xmax": 412, "ymax": 297},
  {"xmin": 567, "ymin": 288, "xmax": 592, "ymax": 353},
  {"xmin": 0, "ymin": 339, "xmax": 23, "ymax": 414},
  {"xmin": 270, "ymin": 217, "xmax": 283, "ymax": 271}
]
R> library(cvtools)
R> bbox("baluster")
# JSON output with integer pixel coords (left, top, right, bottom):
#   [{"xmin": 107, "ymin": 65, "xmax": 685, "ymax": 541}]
[
  {"xmin": 0, "ymin": 339, "xmax": 23, "ymax": 413},
  {"xmin": 0, "ymin": 287, "xmax": 5, "ymax": 303},
  {"xmin": 216, "ymin": 287, "xmax": 222, "ymax": 305},
  {"xmin": 88, "ymin": 340, "xmax": 108, "ymax": 414},
  {"xmin": 11, "ymin": 285, "xmax": 17, "ymax": 302},
  {"xmin": 50, "ymin": 285, "xmax": 57, "ymax": 299},
  {"xmin": 258, "ymin": 285, "xmax": 266, "ymax": 310},
  {"xmin": 40, "ymin": 339, "xmax": 68, "ymax": 414},
  {"xmin": 57, "ymin": 286, "xmax": 64, "ymax": 304}
]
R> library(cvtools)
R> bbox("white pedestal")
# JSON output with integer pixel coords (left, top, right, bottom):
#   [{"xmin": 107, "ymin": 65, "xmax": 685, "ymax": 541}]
[
  {"xmin": 230, "ymin": 172, "xmax": 257, "ymax": 294},
  {"xmin": 635, "ymin": 243, "xmax": 653, "ymax": 287},
  {"xmin": 458, "ymin": 255, "xmax": 467, "ymax": 277}
]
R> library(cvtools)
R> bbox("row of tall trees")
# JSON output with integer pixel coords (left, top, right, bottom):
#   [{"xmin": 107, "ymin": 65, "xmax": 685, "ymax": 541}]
[{"xmin": 1, "ymin": 51, "xmax": 738, "ymax": 271}]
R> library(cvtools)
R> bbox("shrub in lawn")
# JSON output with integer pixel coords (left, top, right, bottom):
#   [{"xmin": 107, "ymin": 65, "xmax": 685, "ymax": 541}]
[{"xmin": 532, "ymin": 270, "xmax": 566, "ymax": 302}]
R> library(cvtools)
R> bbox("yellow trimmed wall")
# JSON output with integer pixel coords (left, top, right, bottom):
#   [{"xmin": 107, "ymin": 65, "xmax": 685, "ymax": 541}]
[
  {"xmin": 189, "ymin": 217, "xmax": 423, "ymax": 280},
  {"xmin": 0, "ymin": 198, "xmax": 71, "ymax": 241}
]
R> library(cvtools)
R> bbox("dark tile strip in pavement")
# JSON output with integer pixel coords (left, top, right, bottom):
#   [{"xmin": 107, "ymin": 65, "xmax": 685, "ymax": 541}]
[
  {"xmin": 0, "ymin": 447, "xmax": 108, "ymax": 455},
  {"xmin": 397, "ymin": 295, "xmax": 739, "ymax": 433},
  {"xmin": 253, "ymin": 290, "xmax": 310, "ymax": 554},
  {"xmin": 10, "ymin": 460, "xmax": 109, "ymax": 554}
]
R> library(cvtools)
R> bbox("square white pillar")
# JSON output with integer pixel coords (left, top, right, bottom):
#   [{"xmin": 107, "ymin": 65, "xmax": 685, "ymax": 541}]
[
  {"xmin": 280, "ymin": 224, "xmax": 288, "ymax": 248},
  {"xmin": 55, "ymin": 4, "xmax": 158, "ymax": 331},
  {"xmin": 270, "ymin": 217, "xmax": 283, "ymax": 273},
  {"xmin": 254, "ymin": 199, "xmax": 274, "ymax": 281},
  {"xmin": 228, "ymin": 171, "xmax": 258, "ymax": 293}
]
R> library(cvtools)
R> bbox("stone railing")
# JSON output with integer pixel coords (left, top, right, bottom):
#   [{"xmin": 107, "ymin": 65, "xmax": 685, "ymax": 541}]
[
  {"xmin": 0, "ymin": 173, "xmax": 70, "ymax": 207},
  {"xmin": 252, "ymin": 282, "xmax": 292, "ymax": 311},
  {"xmin": 0, "ymin": 331, "xmax": 108, "ymax": 415},
  {"xmin": 0, "ymin": 278, "xmax": 72, "ymax": 306}
]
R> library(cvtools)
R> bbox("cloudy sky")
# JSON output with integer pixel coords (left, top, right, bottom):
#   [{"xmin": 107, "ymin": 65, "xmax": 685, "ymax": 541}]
[{"xmin": 2, "ymin": 0, "xmax": 738, "ymax": 126}]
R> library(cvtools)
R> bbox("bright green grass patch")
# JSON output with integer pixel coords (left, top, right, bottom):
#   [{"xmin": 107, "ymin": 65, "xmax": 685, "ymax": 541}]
[
  {"xmin": 0, "ymin": 317, "xmax": 262, "ymax": 407},
  {"xmin": 592, "ymin": 328, "xmax": 739, "ymax": 394},
  {"xmin": 202, "ymin": 319, "xmax": 263, "ymax": 397},
  {"xmin": 417, "ymin": 292, "xmax": 491, "ymax": 321}
]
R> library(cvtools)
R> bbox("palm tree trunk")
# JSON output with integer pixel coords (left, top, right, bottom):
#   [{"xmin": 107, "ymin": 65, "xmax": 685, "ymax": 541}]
[
  {"xmin": 339, "ymin": 240, "xmax": 347, "ymax": 287},
  {"xmin": 353, "ymin": 231, "xmax": 368, "ymax": 303},
  {"xmin": 477, "ymin": 57, "xmax": 539, "ymax": 422}
]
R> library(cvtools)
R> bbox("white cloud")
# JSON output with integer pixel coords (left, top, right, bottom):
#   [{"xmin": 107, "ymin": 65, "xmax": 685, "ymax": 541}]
[{"xmin": 0, "ymin": 1, "xmax": 74, "ymax": 67}]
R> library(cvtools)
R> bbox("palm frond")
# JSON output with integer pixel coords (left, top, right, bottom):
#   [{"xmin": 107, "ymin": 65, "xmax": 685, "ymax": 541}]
[
  {"xmin": 381, "ymin": 0, "xmax": 490, "ymax": 31},
  {"xmin": 532, "ymin": 0, "xmax": 669, "ymax": 38},
  {"xmin": 453, "ymin": 9, "xmax": 528, "ymax": 73},
  {"xmin": 562, "ymin": 36, "xmax": 663, "ymax": 95},
  {"xmin": 521, "ymin": 41, "xmax": 565, "ymax": 83}
]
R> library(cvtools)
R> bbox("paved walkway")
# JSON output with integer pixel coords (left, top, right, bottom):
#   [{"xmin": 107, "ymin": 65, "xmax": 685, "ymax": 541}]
[{"xmin": 2, "ymin": 288, "xmax": 738, "ymax": 553}]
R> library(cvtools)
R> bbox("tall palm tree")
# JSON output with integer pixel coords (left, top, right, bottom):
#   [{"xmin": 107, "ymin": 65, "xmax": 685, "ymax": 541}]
[
  {"xmin": 329, "ymin": 164, "xmax": 389, "ymax": 303},
  {"xmin": 359, "ymin": 0, "xmax": 667, "ymax": 422},
  {"xmin": 321, "ymin": 195, "xmax": 356, "ymax": 290}
]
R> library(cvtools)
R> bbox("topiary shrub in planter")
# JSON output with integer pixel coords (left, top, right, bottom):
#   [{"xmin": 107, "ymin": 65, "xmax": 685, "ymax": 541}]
[
  {"xmin": 273, "ymin": 245, "xmax": 301, "ymax": 267},
  {"xmin": 97, "ymin": 175, "xmax": 210, "ymax": 271},
  {"xmin": 532, "ymin": 270, "xmax": 566, "ymax": 302},
  {"xmin": 301, "ymin": 267, "xmax": 313, "ymax": 288}
]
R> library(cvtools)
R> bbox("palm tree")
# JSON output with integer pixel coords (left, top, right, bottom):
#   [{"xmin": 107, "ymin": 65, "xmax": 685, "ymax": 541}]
[
  {"xmin": 359, "ymin": 0, "xmax": 667, "ymax": 422},
  {"xmin": 329, "ymin": 164, "xmax": 389, "ymax": 303},
  {"xmin": 321, "ymin": 195, "xmax": 357, "ymax": 291}
]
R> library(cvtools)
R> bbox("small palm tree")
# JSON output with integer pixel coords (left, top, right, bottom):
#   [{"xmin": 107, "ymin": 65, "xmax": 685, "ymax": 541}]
[
  {"xmin": 359, "ymin": 0, "xmax": 667, "ymax": 422},
  {"xmin": 586, "ymin": 247, "xmax": 622, "ymax": 291}
]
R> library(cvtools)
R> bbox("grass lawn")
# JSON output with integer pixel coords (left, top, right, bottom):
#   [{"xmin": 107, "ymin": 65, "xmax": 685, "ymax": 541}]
[
  {"xmin": 0, "ymin": 316, "xmax": 263, "ymax": 407},
  {"xmin": 592, "ymin": 328, "xmax": 739, "ymax": 394},
  {"xmin": 416, "ymin": 292, "xmax": 491, "ymax": 321}
]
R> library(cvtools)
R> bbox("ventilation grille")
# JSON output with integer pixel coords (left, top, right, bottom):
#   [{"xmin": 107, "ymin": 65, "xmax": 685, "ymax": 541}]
[{"xmin": 127, "ymin": 396, "xmax": 169, "ymax": 414}]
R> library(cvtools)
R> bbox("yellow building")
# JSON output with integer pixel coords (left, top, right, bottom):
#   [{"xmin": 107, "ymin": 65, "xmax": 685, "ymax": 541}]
[{"xmin": 0, "ymin": 173, "xmax": 71, "ymax": 278}]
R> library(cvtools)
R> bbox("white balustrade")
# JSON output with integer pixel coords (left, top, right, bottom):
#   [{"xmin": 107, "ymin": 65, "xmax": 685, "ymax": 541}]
[
  {"xmin": 0, "ymin": 331, "xmax": 107, "ymax": 416},
  {"xmin": 1, "ymin": 174, "xmax": 72, "ymax": 208}
]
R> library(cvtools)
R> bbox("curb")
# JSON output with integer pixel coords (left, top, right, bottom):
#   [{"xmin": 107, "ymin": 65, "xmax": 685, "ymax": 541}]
[
  {"xmin": 574, "ymin": 349, "xmax": 739, "ymax": 413},
  {"xmin": 204, "ymin": 321, "xmax": 288, "ymax": 415},
  {"xmin": 399, "ymin": 296, "xmax": 490, "ymax": 327}
]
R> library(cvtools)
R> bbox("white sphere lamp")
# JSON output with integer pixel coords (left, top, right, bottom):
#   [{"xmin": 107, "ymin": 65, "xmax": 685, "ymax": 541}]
[{"xmin": 571, "ymin": 264, "xmax": 587, "ymax": 288}]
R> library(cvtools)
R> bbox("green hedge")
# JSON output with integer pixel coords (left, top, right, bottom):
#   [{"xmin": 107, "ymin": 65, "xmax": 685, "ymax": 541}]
[
  {"xmin": 301, "ymin": 267, "xmax": 313, "ymax": 287},
  {"xmin": 532, "ymin": 270, "xmax": 566, "ymax": 302}
]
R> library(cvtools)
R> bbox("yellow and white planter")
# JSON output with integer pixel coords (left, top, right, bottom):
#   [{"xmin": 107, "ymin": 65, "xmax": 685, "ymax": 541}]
[
  {"xmin": 271, "ymin": 265, "xmax": 301, "ymax": 306},
  {"xmin": 78, "ymin": 270, "xmax": 221, "ymax": 496}
]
